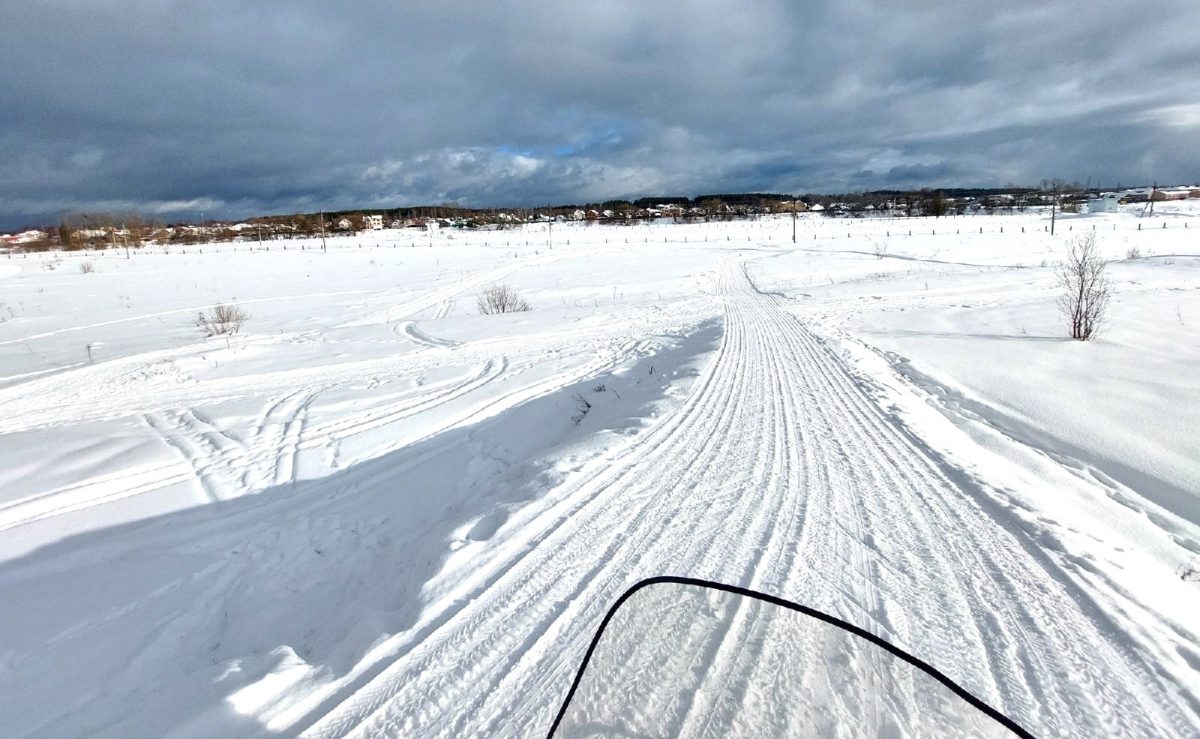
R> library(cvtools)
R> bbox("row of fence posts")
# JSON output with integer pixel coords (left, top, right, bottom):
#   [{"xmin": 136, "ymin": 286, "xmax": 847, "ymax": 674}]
[{"xmin": 5, "ymin": 219, "xmax": 1189, "ymax": 259}]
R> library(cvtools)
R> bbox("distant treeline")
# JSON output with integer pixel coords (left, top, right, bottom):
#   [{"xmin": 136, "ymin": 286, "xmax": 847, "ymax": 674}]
[
  {"xmin": 143, "ymin": 184, "xmax": 1104, "ymax": 230},
  {"xmin": 223, "ymin": 184, "xmax": 1090, "ymax": 235},
  {"xmin": 11, "ymin": 181, "xmax": 1112, "ymax": 250},
  {"xmin": 294, "ymin": 188, "xmax": 1054, "ymax": 223}
]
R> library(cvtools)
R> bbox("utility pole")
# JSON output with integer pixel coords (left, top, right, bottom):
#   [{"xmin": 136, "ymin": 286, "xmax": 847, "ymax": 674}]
[
  {"xmin": 319, "ymin": 211, "xmax": 327, "ymax": 253},
  {"xmin": 1138, "ymin": 183, "xmax": 1157, "ymax": 219},
  {"xmin": 548, "ymin": 218, "xmax": 553, "ymax": 248},
  {"xmin": 1050, "ymin": 184, "xmax": 1057, "ymax": 236},
  {"xmin": 791, "ymin": 201, "xmax": 797, "ymax": 243}
]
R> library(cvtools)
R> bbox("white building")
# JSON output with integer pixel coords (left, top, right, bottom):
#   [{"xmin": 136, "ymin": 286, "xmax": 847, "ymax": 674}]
[
  {"xmin": 364, "ymin": 214, "xmax": 384, "ymax": 230},
  {"xmin": 13, "ymin": 229, "xmax": 46, "ymax": 244},
  {"xmin": 1086, "ymin": 194, "xmax": 1119, "ymax": 213}
]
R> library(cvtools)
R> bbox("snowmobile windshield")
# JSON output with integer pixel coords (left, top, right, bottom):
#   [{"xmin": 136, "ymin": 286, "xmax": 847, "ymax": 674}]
[{"xmin": 549, "ymin": 577, "xmax": 1033, "ymax": 738}]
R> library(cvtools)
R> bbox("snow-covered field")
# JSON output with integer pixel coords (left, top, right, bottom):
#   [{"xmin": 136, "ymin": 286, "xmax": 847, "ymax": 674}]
[{"xmin": 1, "ymin": 207, "xmax": 1197, "ymax": 737}]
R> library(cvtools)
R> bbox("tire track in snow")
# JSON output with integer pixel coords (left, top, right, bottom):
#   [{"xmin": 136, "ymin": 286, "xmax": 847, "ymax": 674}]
[
  {"xmin": 0, "ymin": 461, "xmax": 194, "ymax": 533},
  {"xmin": 301, "ymin": 256, "xmax": 1194, "ymax": 739},
  {"xmin": 6, "ymin": 331, "xmax": 640, "ymax": 535},
  {"xmin": 393, "ymin": 321, "xmax": 460, "ymax": 349},
  {"xmin": 0, "ymin": 290, "xmax": 377, "ymax": 348},
  {"xmin": 341, "ymin": 254, "xmax": 562, "ymax": 327},
  {"xmin": 297, "ymin": 359, "xmax": 505, "ymax": 450},
  {"xmin": 270, "ymin": 390, "xmax": 319, "ymax": 486},
  {"xmin": 138, "ymin": 388, "xmax": 326, "ymax": 502}
]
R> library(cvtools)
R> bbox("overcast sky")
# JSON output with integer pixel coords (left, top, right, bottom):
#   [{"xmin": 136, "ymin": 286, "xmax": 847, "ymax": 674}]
[{"xmin": 2, "ymin": 1, "xmax": 1198, "ymax": 228}]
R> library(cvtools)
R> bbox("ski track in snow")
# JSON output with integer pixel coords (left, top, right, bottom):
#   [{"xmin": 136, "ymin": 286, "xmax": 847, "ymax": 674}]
[{"xmin": 298, "ymin": 259, "xmax": 1194, "ymax": 738}]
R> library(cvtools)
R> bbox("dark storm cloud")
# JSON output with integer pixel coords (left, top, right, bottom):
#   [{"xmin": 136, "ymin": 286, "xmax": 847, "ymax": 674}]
[{"xmin": 1, "ymin": 0, "xmax": 1198, "ymax": 228}]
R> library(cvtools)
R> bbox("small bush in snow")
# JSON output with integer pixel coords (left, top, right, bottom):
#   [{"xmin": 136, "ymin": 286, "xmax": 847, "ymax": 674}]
[
  {"xmin": 1057, "ymin": 233, "xmax": 1110, "ymax": 341},
  {"xmin": 196, "ymin": 304, "xmax": 249, "ymax": 337},
  {"xmin": 571, "ymin": 392, "xmax": 591, "ymax": 425},
  {"xmin": 1125, "ymin": 246, "xmax": 1141, "ymax": 260},
  {"xmin": 872, "ymin": 241, "xmax": 889, "ymax": 260},
  {"xmin": 80, "ymin": 261, "xmax": 95, "ymax": 274},
  {"xmin": 477, "ymin": 284, "xmax": 531, "ymax": 315},
  {"xmin": 1181, "ymin": 560, "xmax": 1199, "ymax": 582}
]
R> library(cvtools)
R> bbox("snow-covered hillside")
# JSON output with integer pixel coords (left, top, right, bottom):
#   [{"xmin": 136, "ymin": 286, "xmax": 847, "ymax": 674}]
[{"xmin": 1, "ymin": 207, "xmax": 1197, "ymax": 737}]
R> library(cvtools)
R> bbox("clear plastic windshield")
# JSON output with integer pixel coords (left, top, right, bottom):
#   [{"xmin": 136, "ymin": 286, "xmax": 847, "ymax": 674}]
[{"xmin": 552, "ymin": 580, "xmax": 1027, "ymax": 738}]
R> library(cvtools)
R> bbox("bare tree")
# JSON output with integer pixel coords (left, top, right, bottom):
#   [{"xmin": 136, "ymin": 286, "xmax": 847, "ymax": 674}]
[
  {"xmin": 58, "ymin": 220, "xmax": 74, "ymax": 250},
  {"xmin": 1057, "ymin": 233, "xmax": 1111, "ymax": 340},
  {"xmin": 477, "ymin": 284, "xmax": 531, "ymax": 314},
  {"xmin": 699, "ymin": 198, "xmax": 725, "ymax": 222},
  {"xmin": 872, "ymin": 240, "xmax": 889, "ymax": 260},
  {"xmin": 121, "ymin": 212, "xmax": 145, "ymax": 258},
  {"xmin": 196, "ymin": 304, "xmax": 250, "ymax": 337}
]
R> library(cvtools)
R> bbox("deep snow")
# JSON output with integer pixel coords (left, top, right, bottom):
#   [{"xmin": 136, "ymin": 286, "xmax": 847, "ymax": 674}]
[{"xmin": 0, "ymin": 206, "xmax": 1197, "ymax": 737}]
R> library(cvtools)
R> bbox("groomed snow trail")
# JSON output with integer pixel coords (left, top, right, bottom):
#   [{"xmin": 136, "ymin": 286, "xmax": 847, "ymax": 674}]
[{"xmin": 306, "ymin": 259, "xmax": 1192, "ymax": 738}]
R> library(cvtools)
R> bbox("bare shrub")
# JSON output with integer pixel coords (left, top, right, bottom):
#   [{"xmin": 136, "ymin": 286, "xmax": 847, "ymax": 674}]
[
  {"xmin": 570, "ymin": 391, "xmax": 592, "ymax": 425},
  {"xmin": 79, "ymin": 261, "xmax": 95, "ymax": 274},
  {"xmin": 872, "ymin": 241, "xmax": 889, "ymax": 260},
  {"xmin": 1125, "ymin": 245, "xmax": 1141, "ymax": 260},
  {"xmin": 1182, "ymin": 560, "xmax": 1199, "ymax": 582},
  {"xmin": 196, "ymin": 304, "xmax": 249, "ymax": 337},
  {"xmin": 477, "ymin": 284, "xmax": 531, "ymax": 314},
  {"xmin": 1057, "ymin": 233, "xmax": 1111, "ymax": 341}
]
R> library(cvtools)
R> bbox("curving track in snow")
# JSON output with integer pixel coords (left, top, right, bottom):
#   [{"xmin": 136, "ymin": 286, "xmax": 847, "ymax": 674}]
[
  {"xmin": 303, "ymin": 259, "xmax": 1195, "ymax": 738},
  {"xmin": 341, "ymin": 253, "xmax": 562, "ymax": 328}
]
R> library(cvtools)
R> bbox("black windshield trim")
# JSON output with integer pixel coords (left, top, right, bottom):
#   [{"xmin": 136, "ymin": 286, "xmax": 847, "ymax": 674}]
[{"xmin": 548, "ymin": 575, "xmax": 1036, "ymax": 738}]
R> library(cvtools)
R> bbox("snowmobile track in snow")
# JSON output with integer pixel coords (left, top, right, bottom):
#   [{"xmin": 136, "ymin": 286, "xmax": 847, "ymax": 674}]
[{"xmin": 302, "ymin": 257, "xmax": 1195, "ymax": 738}]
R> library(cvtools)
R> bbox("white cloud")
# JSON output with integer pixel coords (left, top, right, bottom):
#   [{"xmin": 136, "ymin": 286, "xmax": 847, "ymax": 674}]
[
  {"xmin": 1133, "ymin": 103, "xmax": 1200, "ymax": 128},
  {"xmin": 1, "ymin": 0, "xmax": 1198, "ymax": 226}
]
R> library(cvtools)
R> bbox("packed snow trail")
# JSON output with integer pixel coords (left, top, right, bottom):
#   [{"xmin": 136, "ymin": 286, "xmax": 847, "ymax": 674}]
[{"xmin": 306, "ymin": 259, "xmax": 1193, "ymax": 738}]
